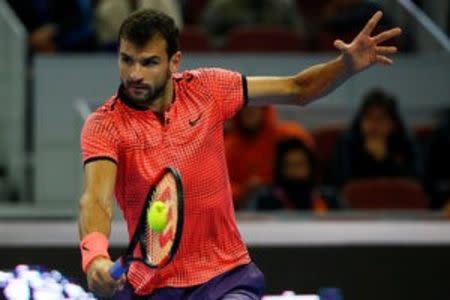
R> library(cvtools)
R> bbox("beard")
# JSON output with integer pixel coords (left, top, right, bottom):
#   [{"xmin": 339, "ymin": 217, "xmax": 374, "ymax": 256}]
[{"xmin": 122, "ymin": 71, "xmax": 171, "ymax": 106}]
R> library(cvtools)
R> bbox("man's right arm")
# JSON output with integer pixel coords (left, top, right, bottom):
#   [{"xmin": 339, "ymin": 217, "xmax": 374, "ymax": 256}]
[
  {"xmin": 78, "ymin": 159, "xmax": 122, "ymax": 297},
  {"xmin": 79, "ymin": 160, "xmax": 116, "ymax": 238}
]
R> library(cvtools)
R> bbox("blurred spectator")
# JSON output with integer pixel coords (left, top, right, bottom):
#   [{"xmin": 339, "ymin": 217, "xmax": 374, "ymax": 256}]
[
  {"xmin": 327, "ymin": 89, "xmax": 420, "ymax": 188},
  {"xmin": 225, "ymin": 106, "xmax": 315, "ymax": 209},
  {"xmin": 94, "ymin": 0, "xmax": 183, "ymax": 50},
  {"xmin": 424, "ymin": 109, "xmax": 450, "ymax": 209},
  {"xmin": 247, "ymin": 138, "xmax": 327, "ymax": 212},
  {"xmin": 0, "ymin": 264, "xmax": 95, "ymax": 299},
  {"xmin": 138, "ymin": 0, "xmax": 183, "ymax": 28},
  {"xmin": 201, "ymin": 0, "xmax": 305, "ymax": 47},
  {"xmin": 320, "ymin": 0, "xmax": 390, "ymax": 33},
  {"xmin": 7, "ymin": 0, "xmax": 96, "ymax": 53},
  {"xmin": 181, "ymin": 0, "xmax": 210, "ymax": 25},
  {"xmin": 315, "ymin": 0, "xmax": 407, "ymax": 51}
]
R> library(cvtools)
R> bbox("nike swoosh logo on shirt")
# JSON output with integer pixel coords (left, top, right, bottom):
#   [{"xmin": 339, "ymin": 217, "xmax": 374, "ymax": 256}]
[
  {"xmin": 189, "ymin": 113, "xmax": 203, "ymax": 127},
  {"xmin": 82, "ymin": 245, "xmax": 90, "ymax": 251}
]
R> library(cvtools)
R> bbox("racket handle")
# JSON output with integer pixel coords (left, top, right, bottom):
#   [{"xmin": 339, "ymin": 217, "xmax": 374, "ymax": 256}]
[{"xmin": 109, "ymin": 258, "xmax": 126, "ymax": 280}]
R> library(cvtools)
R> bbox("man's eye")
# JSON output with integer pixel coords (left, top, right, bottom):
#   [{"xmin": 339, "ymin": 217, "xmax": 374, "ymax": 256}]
[
  {"xmin": 142, "ymin": 60, "xmax": 158, "ymax": 67},
  {"xmin": 121, "ymin": 57, "xmax": 133, "ymax": 64}
]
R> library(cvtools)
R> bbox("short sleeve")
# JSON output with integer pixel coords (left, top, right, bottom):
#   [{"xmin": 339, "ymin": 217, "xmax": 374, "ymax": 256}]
[
  {"xmin": 196, "ymin": 68, "xmax": 248, "ymax": 121},
  {"xmin": 80, "ymin": 113, "xmax": 120, "ymax": 165}
]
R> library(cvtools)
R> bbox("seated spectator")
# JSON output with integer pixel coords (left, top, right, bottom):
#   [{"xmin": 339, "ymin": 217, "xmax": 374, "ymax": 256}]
[
  {"xmin": 7, "ymin": 0, "xmax": 96, "ymax": 53},
  {"xmin": 94, "ymin": 0, "xmax": 183, "ymax": 50},
  {"xmin": 201, "ymin": 0, "xmax": 305, "ymax": 47},
  {"xmin": 327, "ymin": 89, "xmax": 419, "ymax": 188},
  {"xmin": 320, "ymin": 0, "xmax": 390, "ymax": 33},
  {"xmin": 424, "ymin": 108, "xmax": 450, "ymax": 209},
  {"xmin": 225, "ymin": 106, "xmax": 315, "ymax": 209},
  {"xmin": 317, "ymin": 0, "xmax": 413, "ymax": 51},
  {"xmin": 247, "ymin": 138, "xmax": 327, "ymax": 212}
]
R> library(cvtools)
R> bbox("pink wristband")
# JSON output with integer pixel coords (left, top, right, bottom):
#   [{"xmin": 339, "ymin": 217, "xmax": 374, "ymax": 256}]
[{"xmin": 80, "ymin": 232, "xmax": 111, "ymax": 273}]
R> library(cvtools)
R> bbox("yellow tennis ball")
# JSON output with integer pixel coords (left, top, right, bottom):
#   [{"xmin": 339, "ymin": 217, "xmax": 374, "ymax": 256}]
[{"xmin": 147, "ymin": 201, "xmax": 168, "ymax": 233}]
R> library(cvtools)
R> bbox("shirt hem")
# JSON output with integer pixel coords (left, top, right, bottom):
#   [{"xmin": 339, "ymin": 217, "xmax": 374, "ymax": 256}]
[{"xmin": 133, "ymin": 255, "xmax": 252, "ymax": 295}]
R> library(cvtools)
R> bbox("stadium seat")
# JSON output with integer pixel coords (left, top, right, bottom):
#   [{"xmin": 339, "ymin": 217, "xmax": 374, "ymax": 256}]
[
  {"xmin": 312, "ymin": 125, "xmax": 345, "ymax": 180},
  {"xmin": 295, "ymin": 0, "xmax": 328, "ymax": 19},
  {"xmin": 184, "ymin": 0, "xmax": 210, "ymax": 24},
  {"xmin": 413, "ymin": 124, "xmax": 435, "ymax": 146},
  {"xmin": 342, "ymin": 178, "xmax": 429, "ymax": 209},
  {"xmin": 179, "ymin": 26, "xmax": 213, "ymax": 52},
  {"xmin": 222, "ymin": 27, "xmax": 308, "ymax": 52}
]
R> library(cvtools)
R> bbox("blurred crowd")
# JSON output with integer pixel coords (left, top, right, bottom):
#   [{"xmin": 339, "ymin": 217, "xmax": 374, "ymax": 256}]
[
  {"xmin": 225, "ymin": 89, "xmax": 450, "ymax": 213},
  {"xmin": 3, "ymin": 1, "xmax": 449, "ymax": 214},
  {"xmin": 0, "ymin": 264, "xmax": 95, "ymax": 299},
  {"xmin": 6, "ymin": 0, "xmax": 413, "ymax": 54}
]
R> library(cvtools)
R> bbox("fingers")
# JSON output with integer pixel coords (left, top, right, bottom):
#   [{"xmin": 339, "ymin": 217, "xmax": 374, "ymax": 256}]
[
  {"xmin": 362, "ymin": 11, "xmax": 383, "ymax": 35},
  {"xmin": 376, "ymin": 55, "xmax": 393, "ymax": 65},
  {"xmin": 88, "ymin": 271, "xmax": 118, "ymax": 297},
  {"xmin": 373, "ymin": 27, "xmax": 402, "ymax": 44},
  {"xmin": 376, "ymin": 46, "xmax": 397, "ymax": 55},
  {"xmin": 89, "ymin": 280, "xmax": 117, "ymax": 298},
  {"xmin": 334, "ymin": 39, "xmax": 348, "ymax": 52},
  {"xmin": 375, "ymin": 46, "xmax": 397, "ymax": 65},
  {"xmin": 117, "ymin": 276, "xmax": 127, "ymax": 291},
  {"xmin": 87, "ymin": 260, "xmax": 123, "ymax": 298}
]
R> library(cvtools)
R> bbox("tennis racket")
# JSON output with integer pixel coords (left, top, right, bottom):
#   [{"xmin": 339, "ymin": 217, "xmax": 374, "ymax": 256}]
[{"xmin": 109, "ymin": 167, "xmax": 184, "ymax": 280}]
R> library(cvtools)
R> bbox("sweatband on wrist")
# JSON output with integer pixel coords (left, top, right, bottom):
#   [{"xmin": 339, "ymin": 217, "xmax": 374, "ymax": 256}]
[{"xmin": 80, "ymin": 232, "xmax": 110, "ymax": 273}]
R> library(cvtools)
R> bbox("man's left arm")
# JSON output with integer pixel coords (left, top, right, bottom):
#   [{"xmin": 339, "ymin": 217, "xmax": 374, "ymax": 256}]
[{"xmin": 247, "ymin": 11, "xmax": 402, "ymax": 106}]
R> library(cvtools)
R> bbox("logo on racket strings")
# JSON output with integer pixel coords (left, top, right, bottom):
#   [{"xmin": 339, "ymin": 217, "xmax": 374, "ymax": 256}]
[
  {"xmin": 158, "ymin": 186, "xmax": 171, "ymax": 202},
  {"xmin": 158, "ymin": 207, "xmax": 175, "ymax": 248}
]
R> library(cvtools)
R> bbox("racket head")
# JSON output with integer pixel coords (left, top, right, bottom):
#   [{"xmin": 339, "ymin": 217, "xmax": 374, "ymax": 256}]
[{"xmin": 132, "ymin": 167, "xmax": 184, "ymax": 269}]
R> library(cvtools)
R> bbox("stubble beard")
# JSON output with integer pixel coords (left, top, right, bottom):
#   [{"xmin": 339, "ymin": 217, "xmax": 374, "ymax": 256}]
[{"xmin": 123, "ymin": 71, "xmax": 171, "ymax": 107}]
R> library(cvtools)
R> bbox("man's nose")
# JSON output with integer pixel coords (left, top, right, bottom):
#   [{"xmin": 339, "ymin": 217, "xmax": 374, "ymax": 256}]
[{"xmin": 129, "ymin": 64, "xmax": 144, "ymax": 81}]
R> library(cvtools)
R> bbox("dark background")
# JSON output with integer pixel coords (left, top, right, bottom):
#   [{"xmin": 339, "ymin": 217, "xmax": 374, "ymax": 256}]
[{"xmin": 1, "ymin": 245, "xmax": 449, "ymax": 300}]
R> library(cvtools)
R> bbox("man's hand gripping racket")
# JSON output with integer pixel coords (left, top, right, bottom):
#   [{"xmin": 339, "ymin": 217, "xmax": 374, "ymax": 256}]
[{"xmin": 109, "ymin": 167, "xmax": 184, "ymax": 279}]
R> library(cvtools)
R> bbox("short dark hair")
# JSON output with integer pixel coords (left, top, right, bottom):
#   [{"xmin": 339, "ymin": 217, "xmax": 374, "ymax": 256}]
[
  {"xmin": 352, "ymin": 88, "xmax": 403, "ymax": 134},
  {"xmin": 118, "ymin": 9, "xmax": 179, "ymax": 58},
  {"xmin": 351, "ymin": 88, "xmax": 414, "ymax": 163},
  {"xmin": 274, "ymin": 138, "xmax": 318, "ymax": 184}
]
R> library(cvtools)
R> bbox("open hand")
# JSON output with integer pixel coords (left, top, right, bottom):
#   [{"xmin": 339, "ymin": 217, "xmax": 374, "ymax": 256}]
[{"xmin": 334, "ymin": 11, "xmax": 402, "ymax": 73}]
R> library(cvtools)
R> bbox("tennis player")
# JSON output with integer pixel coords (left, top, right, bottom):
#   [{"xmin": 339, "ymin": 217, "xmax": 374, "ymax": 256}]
[{"xmin": 78, "ymin": 9, "xmax": 401, "ymax": 299}]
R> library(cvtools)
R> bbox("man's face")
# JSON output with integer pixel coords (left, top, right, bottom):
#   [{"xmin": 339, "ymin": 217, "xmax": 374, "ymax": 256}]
[{"xmin": 118, "ymin": 36, "xmax": 179, "ymax": 104}]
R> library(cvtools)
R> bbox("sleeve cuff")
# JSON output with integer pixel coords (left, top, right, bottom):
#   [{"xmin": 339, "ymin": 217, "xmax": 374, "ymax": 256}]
[
  {"xmin": 241, "ymin": 75, "xmax": 248, "ymax": 107},
  {"xmin": 83, "ymin": 156, "xmax": 118, "ymax": 166}
]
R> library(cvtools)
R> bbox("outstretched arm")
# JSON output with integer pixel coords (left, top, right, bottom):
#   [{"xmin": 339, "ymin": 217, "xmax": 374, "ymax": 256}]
[
  {"xmin": 247, "ymin": 11, "xmax": 402, "ymax": 106},
  {"xmin": 78, "ymin": 160, "xmax": 123, "ymax": 298}
]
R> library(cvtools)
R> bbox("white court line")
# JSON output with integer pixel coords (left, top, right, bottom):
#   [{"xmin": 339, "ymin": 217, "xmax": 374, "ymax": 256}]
[{"xmin": 1, "ymin": 220, "xmax": 450, "ymax": 247}]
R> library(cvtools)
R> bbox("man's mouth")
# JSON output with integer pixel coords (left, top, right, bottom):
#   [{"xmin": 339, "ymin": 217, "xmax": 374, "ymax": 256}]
[{"xmin": 128, "ymin": 84, "xmax": 149, "ymax": 93}]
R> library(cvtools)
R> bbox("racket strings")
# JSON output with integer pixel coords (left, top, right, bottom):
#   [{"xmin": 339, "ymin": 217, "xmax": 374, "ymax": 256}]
[{"xmin": 143, "ymin": 173, "xmax": 179, "ymax": 266}]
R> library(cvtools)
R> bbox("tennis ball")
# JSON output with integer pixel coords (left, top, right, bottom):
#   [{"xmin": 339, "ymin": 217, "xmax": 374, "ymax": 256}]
[{"xmin": 147, "ymin": 201, "xmax": 169, "ymax": 233}]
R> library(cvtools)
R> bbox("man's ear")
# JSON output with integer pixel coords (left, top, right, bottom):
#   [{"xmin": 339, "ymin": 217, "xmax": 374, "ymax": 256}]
[{"xmin": 170, "ymin": 51, "xmax": 182, "ymax": 73}]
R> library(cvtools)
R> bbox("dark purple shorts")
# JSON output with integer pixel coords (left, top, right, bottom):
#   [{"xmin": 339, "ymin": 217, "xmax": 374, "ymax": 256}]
[{"xmin": 113, "ymin": 262, "xmax": 265, "ymax": 300}]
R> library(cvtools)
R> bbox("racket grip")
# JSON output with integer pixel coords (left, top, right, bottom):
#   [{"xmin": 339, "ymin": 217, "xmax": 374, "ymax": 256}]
[{"xmin": 109, "ymin": 258, "xmax": 126, "ymax": 280}]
